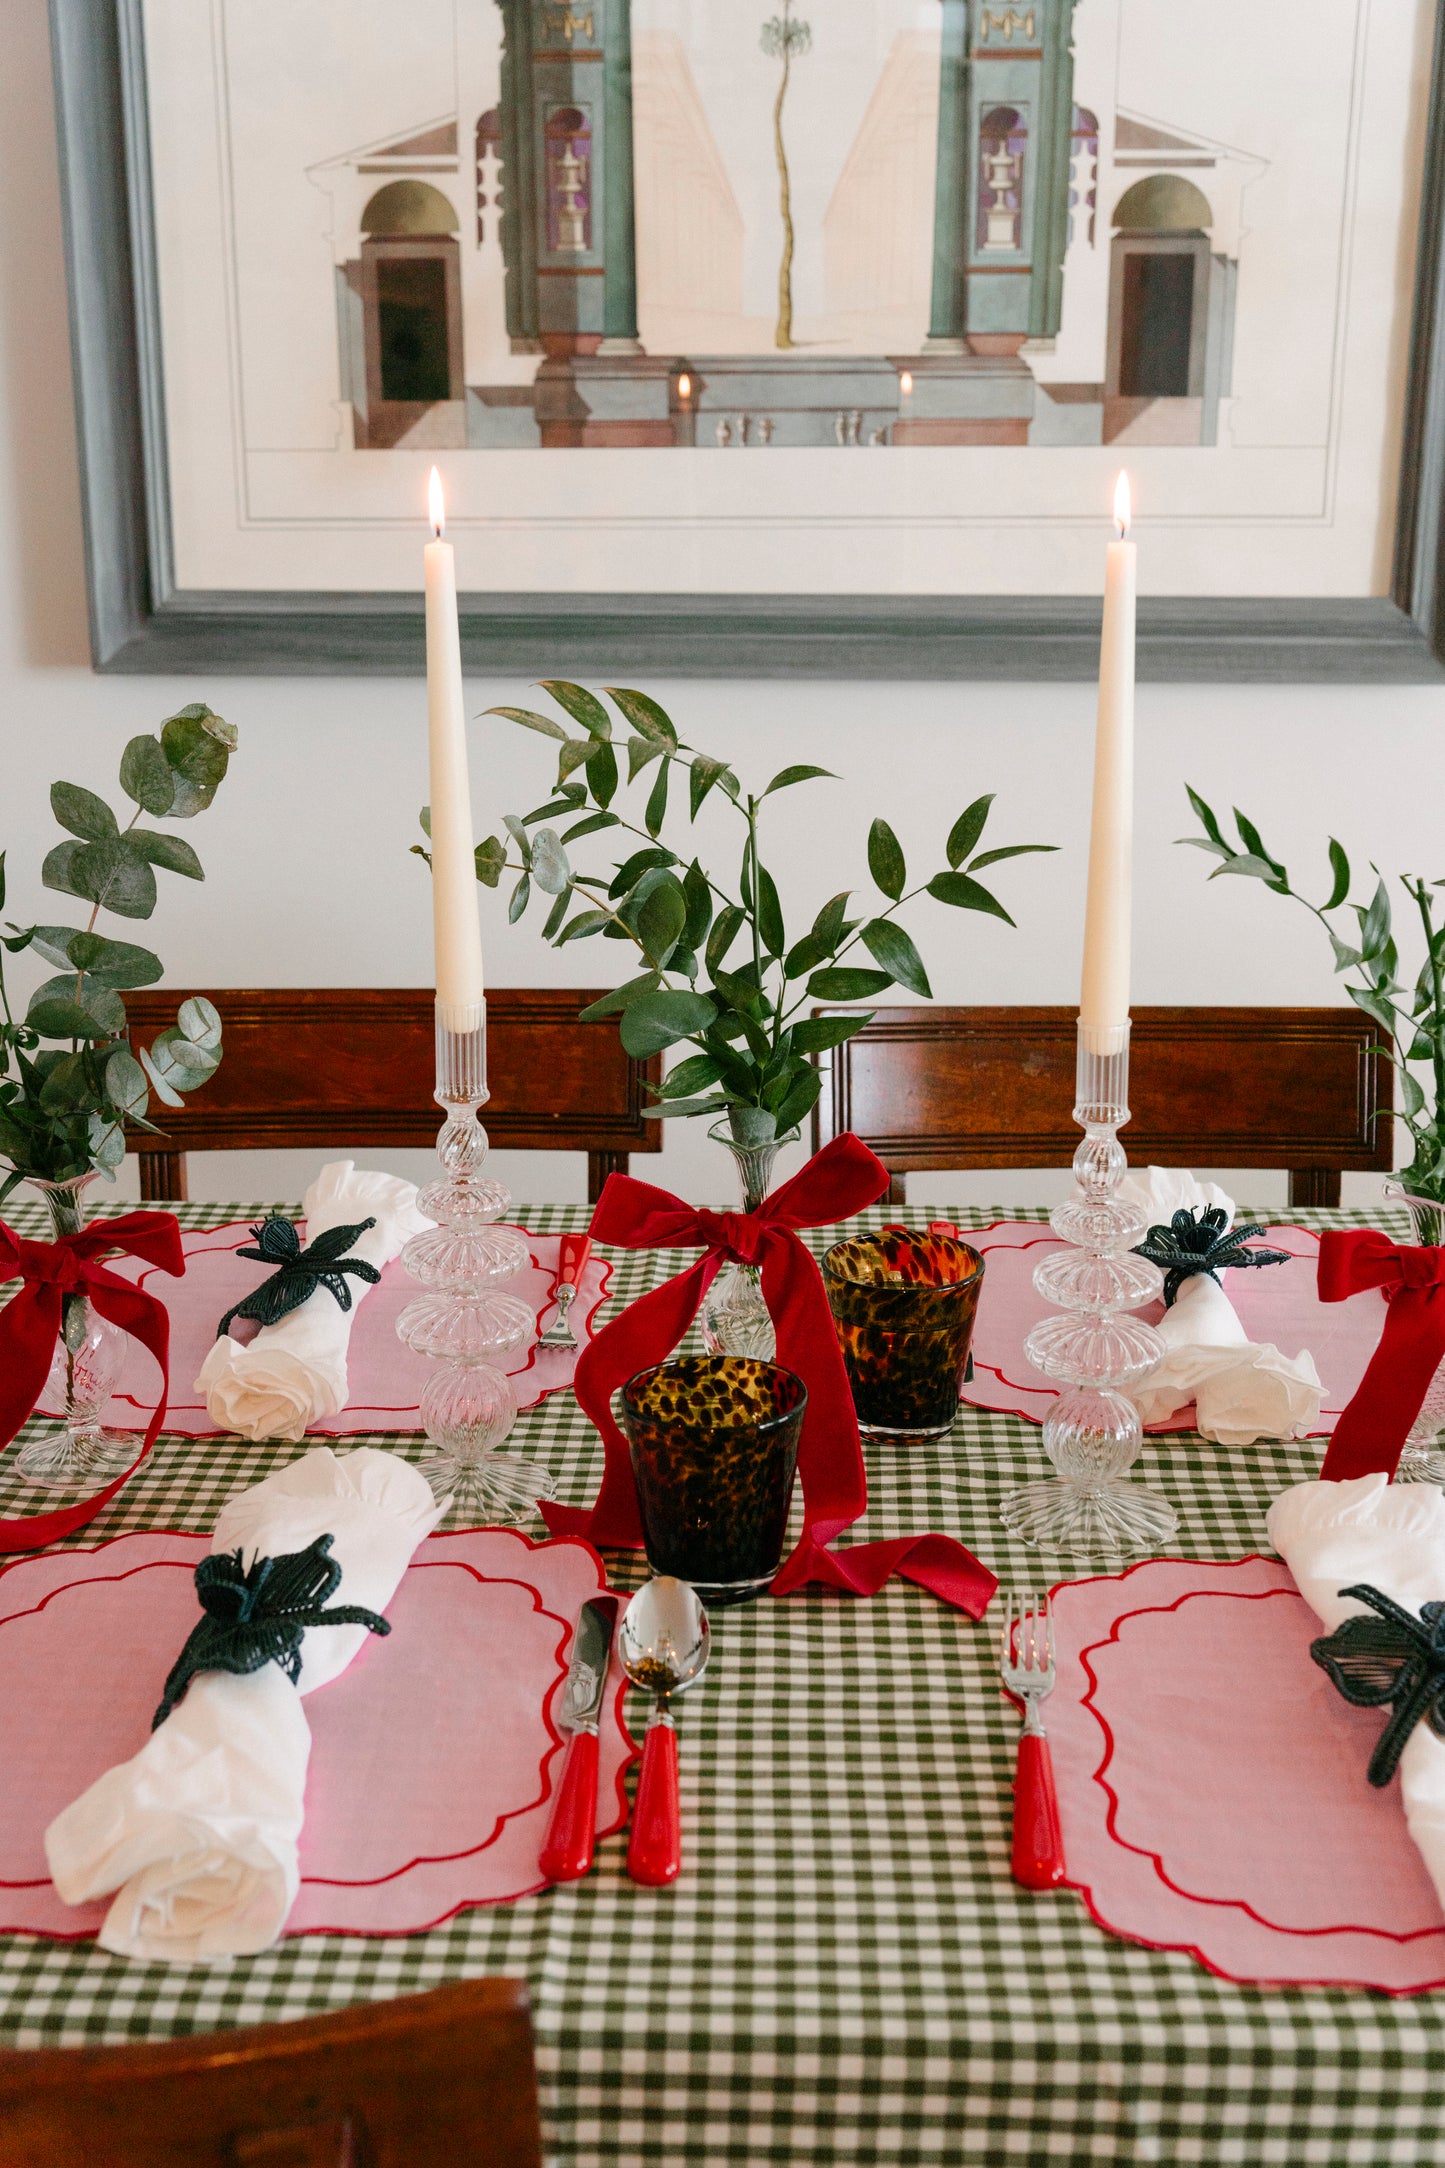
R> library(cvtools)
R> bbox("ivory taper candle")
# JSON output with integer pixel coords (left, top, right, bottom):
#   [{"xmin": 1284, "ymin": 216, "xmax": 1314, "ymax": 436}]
[
  {"xmin": 424, "ymin": 467, "xmax": 485, "ymax": 1035},
  {"xmin": 1078, "ymin": 470, "xmax": 1137, "ymax": 1057}
]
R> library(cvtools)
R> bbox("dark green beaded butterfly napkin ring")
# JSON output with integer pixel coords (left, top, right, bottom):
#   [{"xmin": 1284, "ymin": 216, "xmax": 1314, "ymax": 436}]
[
  {"xmin": 215, "ymin": 1213, "xmax": 381, "ymax": 1338},
  {"xmin": 153, "ymin": 1532, "xmax": 390, "ymax": 1729},
  {"xmin": 1132, "ymin": 1205, "xmax": 1291, "ymax": 1307},
  {"xmin": 1311, "ymin": 1584, "xmax": 1445, "ymax": 1786}
]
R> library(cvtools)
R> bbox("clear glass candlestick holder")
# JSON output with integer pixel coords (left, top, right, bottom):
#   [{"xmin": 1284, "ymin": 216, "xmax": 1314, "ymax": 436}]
[
  {"xmin": 999, "ymin": 1024, "xmax": 1179, "ymax": 1556},
  {"xmin": 395, "ymin": 1002, "xmax": 554, "ymax": 1522}
]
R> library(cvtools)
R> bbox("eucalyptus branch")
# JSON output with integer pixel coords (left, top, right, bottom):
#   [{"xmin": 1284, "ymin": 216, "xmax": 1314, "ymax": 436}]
[
  {"xmin": 1181, "ymin": 785, "xmax": 1445, "ymax": 1198},
  {"xmin": 448, "ymin": 684, "xmax": 1055, "ymax": 1148}
]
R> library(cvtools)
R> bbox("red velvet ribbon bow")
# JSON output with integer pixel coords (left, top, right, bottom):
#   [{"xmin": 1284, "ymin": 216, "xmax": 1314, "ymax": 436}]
[
  {"xmin": 0, "ymin": 1211, "xmax": 185, "ymax": 1553},
  {"xmin": 1317, "ymin": 1229, "xmax": 1445, "ymax": 1480},
  {"xmin": 541, "ymin": 1133, "xmax": 997, "ymax": 1617}
]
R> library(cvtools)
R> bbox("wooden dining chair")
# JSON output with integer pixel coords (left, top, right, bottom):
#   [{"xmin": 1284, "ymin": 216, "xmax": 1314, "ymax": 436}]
[
  {"xmin": 811, "ymin": 1005, "xmax": 1393, "ymax": 1207},
  {"xmin": 0, "ymin": 1977, "xmax": 543, "ymax": 2168},
  {"xmin": 122, "ymin": 987, "xmax": 663, "ymax": 1204}
]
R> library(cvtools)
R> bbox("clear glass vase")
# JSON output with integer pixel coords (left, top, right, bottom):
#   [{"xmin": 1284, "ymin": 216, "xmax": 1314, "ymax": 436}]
[
  {"xmin": 1383, "ymin": 1177, "xmax": 1445, "ymax": 1484},
  {"xmin": 699, "ymin": 1123, "xmax": 799, "ymax": 1360},
  {"xmin": 16, "ymin": 1173, "xmax": 134, "ymax": 1491}
]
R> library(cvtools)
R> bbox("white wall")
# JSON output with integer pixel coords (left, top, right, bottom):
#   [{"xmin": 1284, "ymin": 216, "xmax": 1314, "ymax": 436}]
[{"xmin": 2, "ymin": 2, "xmax": 1439, "ymax": 1218}]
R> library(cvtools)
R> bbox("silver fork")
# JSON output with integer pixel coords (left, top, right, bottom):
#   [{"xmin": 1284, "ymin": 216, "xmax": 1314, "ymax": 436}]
[
  {"xmin": 998, "ymin": 1588, "xmax": 1067, "ymax": 1889},
  {"xmin": 538, "ymin": 1233, "xmax": 592, "ymax": 1351}
]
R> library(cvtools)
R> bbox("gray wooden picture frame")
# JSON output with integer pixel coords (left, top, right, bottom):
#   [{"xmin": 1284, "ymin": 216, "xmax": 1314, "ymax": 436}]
[{"xmin": 49, "ymin": 0, "xmax": 1445, "ymax": 682}]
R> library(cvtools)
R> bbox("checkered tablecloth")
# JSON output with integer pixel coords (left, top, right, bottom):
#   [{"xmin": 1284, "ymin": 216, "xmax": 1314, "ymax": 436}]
[{"xmin": 2, "ymin": 1198, "xmax": 1440, "ymax": 2166}]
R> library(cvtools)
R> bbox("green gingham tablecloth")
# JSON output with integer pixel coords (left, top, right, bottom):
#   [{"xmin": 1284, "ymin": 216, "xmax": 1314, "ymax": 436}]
[{"xmin": 1, "ymin": 1198, "xmax": 1441, "ymax": 2167}]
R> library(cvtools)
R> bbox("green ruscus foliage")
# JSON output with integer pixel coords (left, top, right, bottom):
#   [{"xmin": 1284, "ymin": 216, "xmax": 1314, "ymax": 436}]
[
  {"xmin": 0, "ymin": 705, "xmax": 238, "ymax": 1204},
  {"xmin": 415, "ymin": 682, "xmax": 1055, "ymax": 1149},
  {"xmin": 1180, "ymin": 783, "xmax": 1445, "ymax": 1201}
]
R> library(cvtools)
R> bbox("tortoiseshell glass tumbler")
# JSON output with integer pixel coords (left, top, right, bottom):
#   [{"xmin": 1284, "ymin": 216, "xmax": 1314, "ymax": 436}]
[
  {"xmin": 620, "ymin": 1357, "xmax": 807, "ymax": 1606},
  {"xmin": 823, "ymin": 1227, "xmax": 985, "ymax": 1439}
]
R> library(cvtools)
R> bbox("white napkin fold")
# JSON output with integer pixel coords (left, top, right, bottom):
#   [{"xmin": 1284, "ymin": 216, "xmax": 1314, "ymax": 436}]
[
  {"xmin": 195, "ymin": 1161, "xmax": 430, "ymax": 1441},
  {"xmin": 45, "ymin": 1447, "xmax": 444, "ymax": 1961},
  {"xmin": 1267, "ymin": 1473, "xmax": 1445, "ymax": 1911},
  {"xmin": 1121, "ymin": 1166, "xmax": 1323, "ymax": 1444}
]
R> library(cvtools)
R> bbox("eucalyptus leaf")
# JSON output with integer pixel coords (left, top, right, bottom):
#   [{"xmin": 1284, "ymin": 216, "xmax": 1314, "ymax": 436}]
[
  {"xmin": 1326, "ymin": 838, "xmax": 1351, "ymax": 911},
  {"xmin": 791, "ymin": 1012, "xmax": 873, "ymax": 1053},
  {"xmin": 160, "ymin": 706, "xmax": 231, "ymax": 815},
  {"xmin": 807, "ymin": 967, "xmax": 893, "ymax": 1001},
  {"xmin": 867, "ymin": 819, "xmax": 906, "ymax": 900},
  {"xmin": 619, "ymin": 988, "xmax": 718, "ymax": 1058},
  {"xmin": 611, "ymin": 846, "xmax": 678, "ymax": 896},
  {"xmin": 968, "ymin": 843, "xmax": 1057, "ymax": 872},
  {"xmin": 509, "ymin": 872, "xmax": 532, "ymax": 924},
  {"xmin": 946, "ymin": 796, "xmax": 994, "ymax": 869},
  {"xmin": 42, "ymin": 838, "xmax": 157, "ymax": 921},
  {"xmin": 604, "ymin": 686, "xmax": 678, "ymax": 747},
  {"xmin": 542, "ymin": 888, "xmax": 571, "ymax": 940},
  {"xmin": 644, "ymin": 756, "xmax": 670, "ymax": 837},
  {"xmin": 177, "ymin": 996, "xmax": 222, "ymax": 1049},
  {"xmin": 129, "ymin": 830, "xmax": 204, "ymax": 880},
  {"xmin": 475, "ymin": 836, "xmax": 507, "ymax": 888},
  {"xmin": 658, "ymin": 1052, "xmax": 724, "ymax": 1097},
  {"xmin": 486, "ymin": 705, "xmax": 568, "ymax": 741},
  {"xmin": 587, "ymin": 740, "xmax": 619, "ymax": 808},
  {"xmin": 756, "ymin": 867, "xmax": 785, "ymax": 958},
  {"xmin": 706, "ymin": 903, "xmax": 745, "ymax": 975},
  {"xmin": 763, "ymin": 765, "xmax": 837, "ymax": 796},
  {"xmin": 503, "ymin": 813, "xmax": 532, "ymax": 864},
  {"xmin": 772, "ymin": 1066, "xmax": 823, "ymax": 1135},
  {"xmin": 561, "ymin": 812, "xmax": 621, "ymax": 843},
  {"xmin": 557, "ymin": 907, "xmax": 611, "ymax": 943},
  {"xmin": 538, "ymin": 680, "xmax": 610, "ymax": 739},
  {"xmin": 682, "ymin": 861, "xmax": 713, "ymax": 950},
  {"xmin": 727, "ymin": 1105, "xmax": 778, "ymax": 1148},
  {"xmin": 637, "ymin": 878, "xmax": 687, "ymax": 965},
  {"xmin": 26, "ymin": 996, "xmax": 117, "ymax": 1042},
  {"xmin": 120, "ymin": 733, "xmax": 178, "ymax": 817},
  {"xmin": 689, "ymin": 754, "xmax": 737, "ymax": 820},
  {"xmin": 925, "ymin": 870, "xmax": 1015, "ymax": 925},
  {"xmin": 138, "ymin": 1042, "xmax": 187, "ymax": 1108},
  {"xmin": 530, "ymin": 828, "xmax": 571, "ymax": 895},
  {"xmin": 578, "ymin": 972, "xmax": 662, "ymax": 1019},
  {"xmin": 51, "ymin": 782, "xmax": 118, "ymax": 843},
  {"xmin": 861, "ymin": 918, "xmax": 931, "ymax": 997},
  {"xmin": 104, "ymin": 1047, "xmax": 150, "ymax": 1118}
]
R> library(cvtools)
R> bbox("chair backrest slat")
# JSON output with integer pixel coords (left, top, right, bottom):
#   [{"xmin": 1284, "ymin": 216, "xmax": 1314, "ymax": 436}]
[
  {"xmin": 812, "ymin": 1005, "xmax": 1392, "ymax": 1208},
  {"xmin": 122, "ymin": 988, "xmax": 661, "ymax": 1202},
  {"xmin": 0, "ymin": 1978, "xmax": 544, "ymax": 2168}
]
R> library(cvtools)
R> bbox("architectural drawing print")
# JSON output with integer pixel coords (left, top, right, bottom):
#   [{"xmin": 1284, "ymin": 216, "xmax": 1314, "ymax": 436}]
[{"xmin": 302, "ymin": 0, "xmax": 1268, "ymax": 456}]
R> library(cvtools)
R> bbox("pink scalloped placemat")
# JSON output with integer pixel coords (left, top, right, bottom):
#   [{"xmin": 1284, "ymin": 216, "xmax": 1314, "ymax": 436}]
[
  {"xmin": 959, "ymin": 1220, "xmax": 1384, "ymax": 1432},
  {"xmin": 43, "ymin": 1222, "xmax": 611, "ymax": 1435},
  {"xmin": 1046, "ymin": 1555, "xmax": 1445, "ymax": 1992},
  {"xmin": 0, "ymin": 1525, "xmax": 636, "ymax": 1939}
]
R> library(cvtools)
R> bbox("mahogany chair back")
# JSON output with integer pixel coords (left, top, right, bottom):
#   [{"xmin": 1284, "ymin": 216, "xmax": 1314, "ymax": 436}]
[
  {"xmin": 812, "ymin": 1005, "xmax": 1393, "ymax": 1208},
  {"xmin": 0, "ymin": 1977, "xmax": 543, "ymax": 2168},
  {"xmin": 122, "ymin": 988, "xmax": 662, "ymax": 1204}
]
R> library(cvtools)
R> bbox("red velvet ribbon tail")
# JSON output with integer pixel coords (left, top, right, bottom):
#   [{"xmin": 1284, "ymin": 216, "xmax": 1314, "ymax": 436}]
[{"xmin": 1320, "ymin": 1287, "xmax": 1445, "ymax": 1481}]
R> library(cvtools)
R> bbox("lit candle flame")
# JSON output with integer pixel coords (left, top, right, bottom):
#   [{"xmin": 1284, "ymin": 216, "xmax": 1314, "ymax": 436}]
[
  {"xmin": 900, "ymin": 370, "xmax": 913, "ymax": 396},
  {"xmin": 428, "ymin": 465, "xmax": 446, "ymax": 539},
  {"xmin": 1113, "ymin": 470, "xmax": 1131, "ymax": 538},
  {"xmin": 677, "ymin": 372, "xmax": 692, "ymax": 401}
]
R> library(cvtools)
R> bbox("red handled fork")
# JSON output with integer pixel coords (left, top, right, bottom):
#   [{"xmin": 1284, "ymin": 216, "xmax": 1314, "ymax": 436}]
[
  {"xmin": 538, "ymin": 1232, "xmax": 592, "ymax": 1351},
  {"xmin": 998, "ymin": 1588, "xmax": 1067, "ymax": 1889}
]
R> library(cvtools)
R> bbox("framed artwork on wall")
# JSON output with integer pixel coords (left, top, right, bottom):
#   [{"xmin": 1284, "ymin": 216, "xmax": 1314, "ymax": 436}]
[{"xmin": 50, "ymin": 0, "xmax": 1445, "ymax": 678}]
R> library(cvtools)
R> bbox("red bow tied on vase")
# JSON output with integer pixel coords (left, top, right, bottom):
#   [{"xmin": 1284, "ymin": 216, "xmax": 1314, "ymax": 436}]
[
  {"xmin": 1318, "ymin": 1229, "xmax": 1445, "ymax": 1481},
  {"xmin": 0, "ymin": 1211, "xmax": 185, "ymax": 1553},
  {"xmin": 541, "ymin": 1132, "xmax": 997, "ymax": 1617}
]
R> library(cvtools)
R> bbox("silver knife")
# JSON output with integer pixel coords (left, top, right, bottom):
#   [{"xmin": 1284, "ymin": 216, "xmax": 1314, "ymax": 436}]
[{"xmin": 538, "ymin": 1597, "xmax": 617, "ymax": 1882}]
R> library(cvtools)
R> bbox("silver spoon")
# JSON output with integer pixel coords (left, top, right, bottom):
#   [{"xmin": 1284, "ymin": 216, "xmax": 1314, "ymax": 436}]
[{"xmin": 618, "ymin": 1576, "xmax": 710, "ymax": 1886}]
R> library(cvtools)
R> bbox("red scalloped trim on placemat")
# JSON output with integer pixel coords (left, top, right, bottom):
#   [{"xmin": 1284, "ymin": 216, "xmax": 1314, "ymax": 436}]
[
  {"xmin": 1043, "ymin": 1555, "xmax": 1445, "ymax": 1994},
  {"xmin": 0, "ymin": 1522, "xmax": 638, "ymax": 1940}
]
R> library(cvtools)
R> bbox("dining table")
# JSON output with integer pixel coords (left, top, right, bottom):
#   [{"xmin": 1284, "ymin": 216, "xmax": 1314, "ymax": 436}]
[{"xmin": 1, "ymin": 1192, "xmax": 1442, "ymax": 2168}]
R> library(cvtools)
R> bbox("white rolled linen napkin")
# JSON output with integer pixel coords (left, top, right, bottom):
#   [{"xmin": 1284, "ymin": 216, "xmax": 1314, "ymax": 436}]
[
  {"xmin": 1267, "ymin": 1473, "xmax": 1445, "ymax": 1910},
  {"xmin": 1121, "ymin": 1166, "xmax": 1323, "ymax": 1444},
  {"xmin": 195, "ymin": 1161, "xmax": 430, "ymax": 1441},
  {"xmin": 45, "ymin": 1447, "xmax": 444, "ymax": 1962}
]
